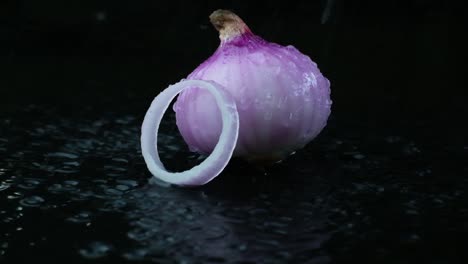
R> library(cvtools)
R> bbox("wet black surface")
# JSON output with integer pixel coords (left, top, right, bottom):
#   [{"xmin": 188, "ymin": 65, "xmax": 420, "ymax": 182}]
[
  {"xmin": 1, "ymin": 101, "xmax": 467, "ymax": 263},
  {"xmin": 0, "ymin": 0, "xmax": 466, "ymax": 263}
]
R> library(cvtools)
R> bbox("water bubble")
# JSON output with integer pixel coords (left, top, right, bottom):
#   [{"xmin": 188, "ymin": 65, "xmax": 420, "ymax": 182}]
[{"xmin": 20, "ymin": 196, "xmax": 45, "ymax": 207}]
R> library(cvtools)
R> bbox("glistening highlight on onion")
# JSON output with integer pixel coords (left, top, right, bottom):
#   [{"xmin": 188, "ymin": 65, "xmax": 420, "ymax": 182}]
[{"xmin": 141, "ymin": 10, "xmax": 332, "ymax": 186}]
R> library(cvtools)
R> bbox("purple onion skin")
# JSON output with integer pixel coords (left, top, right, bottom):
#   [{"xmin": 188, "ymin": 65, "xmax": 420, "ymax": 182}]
[{"xmin": 174, "ymin": 13, "xmax": 331, "ymax": 162}]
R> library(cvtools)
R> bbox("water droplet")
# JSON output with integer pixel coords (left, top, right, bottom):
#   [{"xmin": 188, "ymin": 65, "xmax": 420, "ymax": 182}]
[
  {"xmin": 18, "ymin": 179, "xmax": 41, "ymax": 190},
  {"xmin": 63, "ymin": 161, "xmax": 80, "ymax": 166},
  {"xmin": 0, "ymin": 182, "xmax": 10, "ymax": 192},
  {"xmin": 406, "ymin": 209, "xmax": 419, "ymax": 215},
  {"xmin": 104, "ymin": 188, "xmax": 123, "ymax": 196},
  {"xmin": 46, "ymin": 152, "xmax": 79, "ymax": 159},
  {"xmin": 123, "ymin": 248, "xmax": 149, "ymax": 261},
  {"xmin": 353, "ymin": 154, "xmax": 365, "ymax": 160},
  {"xmin": 7, "ymin": 192, "xmax": 23, "ymax": 199},
  {"xmin": 19, "ymin": 196, "xmax": 45, "ymax": 207},
  {"xmin": 385, "ymin": 136, "xmax": 401, "ymax": 143},
  {"xmin": 112, "ymin": 158, "xmax": 128, "ymax": 163},
  {"xmin": 48, "ymin": 184, "xmax": 64, "ymax": 193},
  {"xmin": 54, "ymin": 168, "xmax": 79, "ymax": 174},
  {"xmin": 95, "ymin": 11, "xmax": 107, "ymax": 22},
  {"xmin": 79, "ymin": 241, "xmax": 112, "ymax": 259},
  {"xmin": 116, "ymin": 180, "xmax": 138, "ymax": 187},
  {"xmin": 127, "ymin": 228, "xmax": 158, "ymax": 241},
  {"xmin": 67, "ymin": 212, "xmax": 92, "ymax": 223},
  {"xmin": 64, "ymin": 180, "xmax": 79, "ymax": 186},
  {"xmin": 403, "ymin": 142, "xmax": 421, "ymax": 155},
  {"xmin": 204, "ymin": 227, "xmax": 228, "ymax": 240},
  {"xmin": 115, "ymin": 185, "xmax": 130, "ymax": 191}
]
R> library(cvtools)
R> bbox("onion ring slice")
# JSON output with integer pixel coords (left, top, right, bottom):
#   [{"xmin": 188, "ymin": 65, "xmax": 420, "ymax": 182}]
[{"xmin": 141, "ymin": 79, "xmax": 239, "ymax": 186}]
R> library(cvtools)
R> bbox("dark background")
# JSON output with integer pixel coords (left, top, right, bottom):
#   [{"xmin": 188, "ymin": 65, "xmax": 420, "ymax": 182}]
[
  {"xmin": 0, "ymin": 0, "xmax": 459, "ymax": 115},
  {"xmin": 1, "ymin": 1, "xmax": 467, "ymax": 263}
]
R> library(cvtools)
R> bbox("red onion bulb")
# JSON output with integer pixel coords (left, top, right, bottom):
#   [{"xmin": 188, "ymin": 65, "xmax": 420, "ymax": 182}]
[{"xmin": 141, "ymin": 10, "xmax": 332, "ymax": 186}]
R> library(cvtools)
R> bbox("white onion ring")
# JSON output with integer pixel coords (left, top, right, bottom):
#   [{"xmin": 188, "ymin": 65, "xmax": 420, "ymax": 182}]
[{"xmin": 140, "ymin": 80, "xmax": 239, "ymax": 186}]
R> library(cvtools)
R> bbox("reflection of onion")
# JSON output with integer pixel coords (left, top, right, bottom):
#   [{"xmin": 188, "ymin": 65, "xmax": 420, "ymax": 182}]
[{"xmin": 141, "ymin": 10, "xmax": 332, "ymax": 186}]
